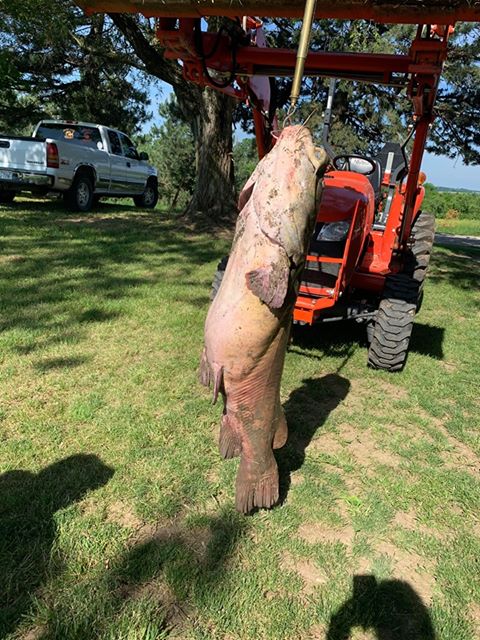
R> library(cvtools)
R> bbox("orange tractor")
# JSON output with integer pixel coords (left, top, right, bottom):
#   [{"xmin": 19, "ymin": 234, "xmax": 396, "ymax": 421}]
[{"xmin": 78, "ymin": 1, "xmax": 478, "ymax": 371}]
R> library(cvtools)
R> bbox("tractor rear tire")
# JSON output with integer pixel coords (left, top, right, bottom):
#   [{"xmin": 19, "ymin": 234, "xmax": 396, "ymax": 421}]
[
  {"xmin": 367, "ymin": 274, "xmax": 419, "ymax": 372},
  {"xmin": 210, "ymin": 256, "xmax": 228, "ymax": 301}
]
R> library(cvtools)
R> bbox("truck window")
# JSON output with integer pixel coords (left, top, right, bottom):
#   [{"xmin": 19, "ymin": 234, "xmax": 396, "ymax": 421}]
[
  {"xmin": 107, "ymin": 130, "xmax": 123, "ymax": 156},
  {"xmin": 36, "ymin": 123, "xmax": 102, "ymax": 149},
  {"xmin": 119, "ymin": 133, "xmax": 139, "ymax": 160}
]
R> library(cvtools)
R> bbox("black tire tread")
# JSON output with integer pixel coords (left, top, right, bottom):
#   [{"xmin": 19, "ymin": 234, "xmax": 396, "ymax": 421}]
[{"xmin": 404, "ymin": 211, "xmax": 436, "ymax": 291}]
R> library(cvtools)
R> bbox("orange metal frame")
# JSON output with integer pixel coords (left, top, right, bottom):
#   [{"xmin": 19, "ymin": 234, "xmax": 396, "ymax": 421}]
[{"xmin": 78, "ymin": 0, "xmax": 480, "ymax": 24}]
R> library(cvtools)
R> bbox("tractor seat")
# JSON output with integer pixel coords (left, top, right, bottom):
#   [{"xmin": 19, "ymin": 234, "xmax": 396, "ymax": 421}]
[
  {"xmin": 374, "ymin": 142, "xmax": 408, "ymax": 185},
  {"xmin": 347, "ymin": 157, "xmax": 382, "ymax": 203}
]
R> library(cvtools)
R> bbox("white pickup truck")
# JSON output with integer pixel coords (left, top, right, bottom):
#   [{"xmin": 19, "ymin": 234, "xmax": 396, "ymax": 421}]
[{"xmin": 0, "ymin": 120, "xmax": 158, "ymax": 211}]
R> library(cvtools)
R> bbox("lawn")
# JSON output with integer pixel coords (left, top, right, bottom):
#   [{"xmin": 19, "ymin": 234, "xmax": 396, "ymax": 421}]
[{"xmin": 1, "ymin": 198, "xmax": 479, "ymax": 640}]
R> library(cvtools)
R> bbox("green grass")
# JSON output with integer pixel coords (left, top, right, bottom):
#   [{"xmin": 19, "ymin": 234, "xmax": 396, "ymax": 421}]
[
  {"xmin": 1, "ymin": 197, "xmax": 479, "ymax": 640},
  {"xmin": 435, "ymin": 218, "xmax": 480, "ymax": 236}
]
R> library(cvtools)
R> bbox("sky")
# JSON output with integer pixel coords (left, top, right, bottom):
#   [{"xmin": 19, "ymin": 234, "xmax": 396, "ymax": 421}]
[{"xmin": 422, "ymin": 152, "xmax": 479, "ymax": 191}]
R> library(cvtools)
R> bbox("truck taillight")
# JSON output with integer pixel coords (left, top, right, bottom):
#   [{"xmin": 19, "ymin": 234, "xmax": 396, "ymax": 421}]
[{"xmin": 46, "ymin": 142, "xmax": 59, "ymax": 168}]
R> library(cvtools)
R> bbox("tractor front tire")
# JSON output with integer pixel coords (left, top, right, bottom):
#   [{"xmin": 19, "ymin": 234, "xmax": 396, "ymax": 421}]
[{"xmin": 367, "ymin": 274, "xmax": 419, "ymax": 372}]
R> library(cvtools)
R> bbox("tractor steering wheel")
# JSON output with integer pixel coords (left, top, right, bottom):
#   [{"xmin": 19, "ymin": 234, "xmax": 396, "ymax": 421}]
[{"xmin": 333, "ymin": 154, "xmax": 376, "ymax": 176}]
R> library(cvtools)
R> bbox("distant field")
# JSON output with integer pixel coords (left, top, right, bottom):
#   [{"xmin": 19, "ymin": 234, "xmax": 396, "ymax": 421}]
[
  {"xmin": 435, "ymin": 218, "xmax": 480, "ymax": 237},
  {"xmin": 1, "ymin": 198, "xmax": 479, "ymax": 640}
]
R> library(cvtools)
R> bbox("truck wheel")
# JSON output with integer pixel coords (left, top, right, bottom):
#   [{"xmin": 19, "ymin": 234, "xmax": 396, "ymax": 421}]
[
  {"xmin": 0, "ymin": 191, "xmax": 16, "ymax": 204},
  {"xmin": 64, "ymin": 173, "xmax": 94, "ymax": 212},
  {"xmin": 134, "ymin": 180, "xmax": 158, "ymax": 209},
  {"xmin": 367, "ymin": 274, "xmax": 419, "ymax": 372},
  {"xmin": 210, "ymin": 256, "xmax": 229, "ymax": 301}
]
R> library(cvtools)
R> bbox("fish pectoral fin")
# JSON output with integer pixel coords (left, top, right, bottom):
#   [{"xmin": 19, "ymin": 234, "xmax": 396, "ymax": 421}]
[{"xmin": 245, "ymin": 253, "xmax": 290, "ymax": 309}]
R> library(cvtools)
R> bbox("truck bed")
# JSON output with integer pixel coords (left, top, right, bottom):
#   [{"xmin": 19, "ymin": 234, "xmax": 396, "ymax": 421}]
[
  {"xmin": 0, "ymin": 136, "xmax": 46, "ymax": 173},
  {"xmin": 76, "ymin": 0, "xmax": 480, "ymax": 24}
]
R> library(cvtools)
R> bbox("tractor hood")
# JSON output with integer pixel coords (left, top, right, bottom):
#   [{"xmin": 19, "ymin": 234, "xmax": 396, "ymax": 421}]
[{"xmin": 76, "ymin": 0, "xmax": 480, "ymax": 24}]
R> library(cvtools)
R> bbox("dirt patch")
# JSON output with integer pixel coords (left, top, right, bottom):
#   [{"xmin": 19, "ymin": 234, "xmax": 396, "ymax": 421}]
[
  {"xmin": 310, "ymin": 432, "xmax": 345, "ymax": 457},
  {"xmin": 290, "ymin": 472, "xmax": 305, "ymax": 486},
  {"xmin": 378, "ymin": 380, "xmax": 408, "ymax": 400},
  {"xmin": 434, "ymin": 423, "xmax": 479, "ymax": 479},
  {"xmin": 281, "ymin": 552, "xmax": 327, "ymax": 594},
  {"xmin": 334, "ymin": 499, "xmax": 351, "ymax": 521},
  {"xmin": 449, "ymin": 503, "xmax": 463, "ymax": 516},
  {"xmin": 106, "ymin": 500, "xmax": 143, "ymax": 530},
  {"xmin": 0, "ymin": 254, "xmax": 26, "ymax": 264},
  {"xmin": 392, "ymin": 510, "xmax": 443, "ymax": 539},
  {"xmin": 375, "ymin": 541, "xmax": 435, "ymax": 604},
  {"xmin": 338, "ymin": 423, "xmax": 402, "ymax": 471},
  {"xmin": 20, "ymin": 626, "xmax": 47, "ymax": 640},
  {"xmin": 298, "ymin": 522, "xmax": 355, "ymax": 549},
  {"xmin": 338, "ymin": 378, "xmax": 365, "ymax": 412},
  {"xmin": 468, "ymin": 602, "xmax": 480, "ymax": 632},
  {"xmin": 442, "ymin": 443, "xmax": 479, "ymax": 479},
  {"xmin": 471, "ymin": 520, "xmax": 480, "ymax": 539},
  {"xmin": 307, "ymin": 623, "xmax": 328, "ymax": 639}
]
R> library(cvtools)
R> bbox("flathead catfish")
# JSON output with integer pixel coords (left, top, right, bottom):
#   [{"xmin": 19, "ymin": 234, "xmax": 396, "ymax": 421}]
[{"xmin": 200, "ymin": 125, "xmax": 328, "ymax": 513}]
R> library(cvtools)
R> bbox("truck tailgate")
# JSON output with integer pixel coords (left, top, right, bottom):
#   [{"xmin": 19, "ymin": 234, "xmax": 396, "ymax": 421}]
[{"xmin": 0, "ymin": 136, "xmax": 46, "ymax": 173}]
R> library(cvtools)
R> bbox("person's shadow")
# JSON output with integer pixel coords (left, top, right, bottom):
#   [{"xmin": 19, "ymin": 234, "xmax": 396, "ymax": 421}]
[
  {"xmin": 327, "ymin": 574, "xmax": 436, "ymax": 639},
  {"xmin": 276, "ymin": 373, "xmax": 350, "ymax": 503},
  {"xmin": 0, "ymin": 454, "xmax": 114, "ymax": 638}
]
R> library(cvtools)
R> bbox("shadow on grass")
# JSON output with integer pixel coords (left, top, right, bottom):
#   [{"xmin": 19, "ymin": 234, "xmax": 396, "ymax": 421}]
[
  {"xmin": 291, "ymin": 318, "xmax": 445, "ymax": 363},
  {"xmin": 33, "ymin": 355, "xmax": 92, "ymax": 371},
  {"xmin": 0, "ymin": 454, "xmax": 114, "ymax": 639},
  {"xmin": 277, "ymin": 373, "xmax": 351, "ymax": 503},
  {"xmin": 0, "ymin": 199, "xmax": 228, "ymax": 350},
  {"xmin": 327, "ymin": 574, "xmax": 436, "ymax": 639},
  {"xmin": 39, "ymin": 508, "xmax": 249, "ymax": 638},
  {"xmin": 429, "ymin": 245, "xmax": 480, "ymax": 293}
]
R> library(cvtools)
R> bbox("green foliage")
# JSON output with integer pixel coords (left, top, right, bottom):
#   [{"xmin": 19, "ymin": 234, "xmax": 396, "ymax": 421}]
[
  {"xmin": 0, "ymin": 0, "xmax": 149, "ymax": 134},
  {"xmin": 233, "ymin": 137, "xmax": 258, "ymax": 193},
  {"xmin": 141, "ymin": 98, "xmax": 196, "ymax": 208},
  {"xmin": 423, "ymin": 183, "xmax": 480, "ymax": 220}
]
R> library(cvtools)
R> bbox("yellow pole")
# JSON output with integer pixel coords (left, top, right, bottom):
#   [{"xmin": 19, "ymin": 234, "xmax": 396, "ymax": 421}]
[{"xmin": 289, "ymin": 0, "xmax": 318, "ymax": 110}]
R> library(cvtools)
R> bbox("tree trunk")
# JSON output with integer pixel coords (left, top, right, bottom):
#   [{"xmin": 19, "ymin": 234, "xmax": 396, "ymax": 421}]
[
  {"xmin": 109, "ymin": 14, "xmax": 238, "ymax": 224},
  {"xmin": 181, "ymin": 88, "xmax": 236, "ymax": 222}
]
